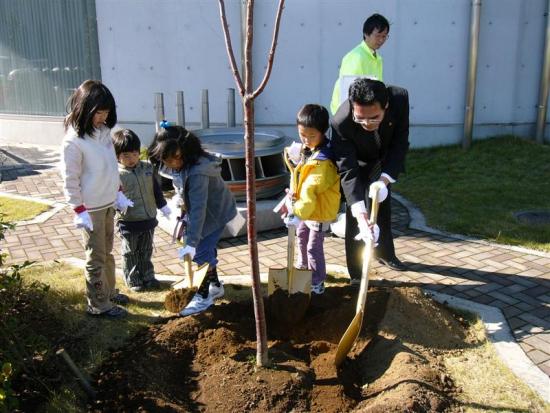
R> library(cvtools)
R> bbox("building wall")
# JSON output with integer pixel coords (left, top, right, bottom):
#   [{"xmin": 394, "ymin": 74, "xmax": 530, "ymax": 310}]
[{"xmin": 1, "ymin": 0, "xmax": 548, "ymax": 147}]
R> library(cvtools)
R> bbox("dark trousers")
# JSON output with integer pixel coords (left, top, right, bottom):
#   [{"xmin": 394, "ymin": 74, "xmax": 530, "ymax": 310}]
[
  {"xmin": 296, "ymin": 221, "xmax": 326, "ymax": 285},
  {"xmin": 344, "ymin": 187, "xmax": 395, "ymax": 281},
  {"xmin": 120, "ymin": 228, "xmax": 155, "ymax": 288}
]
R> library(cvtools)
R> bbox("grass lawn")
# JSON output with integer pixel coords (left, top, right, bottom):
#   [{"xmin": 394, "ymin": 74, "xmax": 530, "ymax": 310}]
[
  {"xmin": 393, "ymin": 136, "xmax": 550, "ymax": 252},
  {"xmin": 0, "ymin": 195, "xmax": 51, "ymax": 222}
]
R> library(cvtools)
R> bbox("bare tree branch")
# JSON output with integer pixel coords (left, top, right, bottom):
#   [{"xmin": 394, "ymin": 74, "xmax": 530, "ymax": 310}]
[
  {"xmin": 251, "ymin": 0, "xmax": 285, "ymax": 99},
  {"xmin": 218, "ymin": 0, "xmax": 244, "ymax": 96}
]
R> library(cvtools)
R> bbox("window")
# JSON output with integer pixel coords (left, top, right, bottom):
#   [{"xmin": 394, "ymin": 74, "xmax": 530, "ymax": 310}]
[{"xmin": 0, "ymin": 0, "xmax": 101, "ymax": 115}]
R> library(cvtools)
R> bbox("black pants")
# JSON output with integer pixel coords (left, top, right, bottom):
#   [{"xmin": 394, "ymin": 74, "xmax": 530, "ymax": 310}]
[{"xmin": 344, "ymin": 186, "xmax": 395, "ymax": 281}]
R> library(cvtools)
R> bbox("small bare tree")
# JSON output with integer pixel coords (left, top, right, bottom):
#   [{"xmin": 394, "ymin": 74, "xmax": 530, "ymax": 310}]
[{"xmin": 217, "ymin": 0, "xmax": 285, "ymax": 367}]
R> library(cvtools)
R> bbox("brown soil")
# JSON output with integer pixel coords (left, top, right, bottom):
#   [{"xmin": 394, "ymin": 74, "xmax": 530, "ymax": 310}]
[
  {"xmin": 92, "ymin": 286, "xmax": 475, "ymax": 412},
  {"xmin": 266, "ymin": 289, "xmax": 310, "ymax": 326},
  {"xmin": 164, "ymin": 288, "xmax": 198, "ymax": 313}
]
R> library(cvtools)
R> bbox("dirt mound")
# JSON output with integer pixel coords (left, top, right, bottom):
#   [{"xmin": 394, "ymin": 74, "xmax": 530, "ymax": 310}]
[
  {"xmin": 93, "ymin": 286, "xmax": 472, "ymax": 412},
  {"xmin": 164, "ymin": 287, "xmax": 197, "ymax": 313}
]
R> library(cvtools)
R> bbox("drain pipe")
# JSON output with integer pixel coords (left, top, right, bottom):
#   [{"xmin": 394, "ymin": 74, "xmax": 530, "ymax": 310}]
[
  {"xmin": 201, "ymin": 89, "xmax": 210, "ymax": 129},
  {"xmin": 227, "ymin": 88, "xmax": 236, "ymax": 127},
  {"xmin": 536, "ymin": 0, "xmax": 550, "ymax": 144},
  {"xmin": 176, "ymin": 91, "xmax": 185, "ymax": 128},
  {"xmin": 154, "ymin": 92, "xmax": 165, "ymax": 133},
  {"xmin": 463, "ymin": 0, "xmax": 482, "ymax": 150}
]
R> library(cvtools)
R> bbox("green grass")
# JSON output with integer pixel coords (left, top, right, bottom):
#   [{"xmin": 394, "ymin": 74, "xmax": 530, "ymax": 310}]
[
  {"xmin": 0, "ymin": 195, "xmax": 51, "ymax": 222},
  {"xmin": 393, "ymin": 136, "xmax": 550, "ymax": 252}
]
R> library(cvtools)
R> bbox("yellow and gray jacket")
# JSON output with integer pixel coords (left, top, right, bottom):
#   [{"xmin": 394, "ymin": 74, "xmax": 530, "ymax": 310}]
[{"xmin": 293, "ymin": 143, "xmax": 341, "ymax": 225}]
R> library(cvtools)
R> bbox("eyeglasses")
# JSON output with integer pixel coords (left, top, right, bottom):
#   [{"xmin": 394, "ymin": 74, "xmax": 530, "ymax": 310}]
[{"xmin": 352, "ymin": 111, "xmax": 383, "ymax": 126}]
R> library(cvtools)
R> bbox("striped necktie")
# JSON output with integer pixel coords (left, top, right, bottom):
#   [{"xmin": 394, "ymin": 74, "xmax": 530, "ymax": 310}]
[{"xmin": 369, "ymin": 130, "xmax": 382, "ymax": 182}]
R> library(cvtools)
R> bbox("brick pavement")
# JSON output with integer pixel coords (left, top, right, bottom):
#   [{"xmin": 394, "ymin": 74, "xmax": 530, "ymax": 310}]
[{"xmin": 1, "ymin": 144, "xmax": 549, "ymax": 377}]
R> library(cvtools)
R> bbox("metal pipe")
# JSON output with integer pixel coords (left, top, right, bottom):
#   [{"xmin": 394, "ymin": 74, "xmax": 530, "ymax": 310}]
[
  {"xmin": 463, "ymin": 0, "xmax": 482, "ymax": 150},
  {"xmin": 176, "ymin": 91, "xmax": 185, "ymax": 127},
  {"xmin": 536, "ymin": 0, "xmax": 550, "ymax": 144},
  {"xmin": 227, "ymin": 88, "xmax": 236, "ymax": 127},
  {"xmin": 201, "ymin": 89, "xmax": 210, "ymax": 129},
  {"xmin": 56, "ymin": 348, "xmax": 96, "ymax": 399},
  {"xmin": 154, "ymin": 92, "xmax": 165, "ymax": 132}
]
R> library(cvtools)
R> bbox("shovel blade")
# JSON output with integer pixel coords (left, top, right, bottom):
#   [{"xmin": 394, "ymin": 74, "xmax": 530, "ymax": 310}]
[
  {"xmin": 334, "ymin": 310, "xmax": 363, "ymax": 368},
  {"xmin": 171, "ymin": 262, "xmax": 210, "ymax": 290},
  {"xmin": 268, "ymin": 267, "xmax": 312, "ymax": 296}
]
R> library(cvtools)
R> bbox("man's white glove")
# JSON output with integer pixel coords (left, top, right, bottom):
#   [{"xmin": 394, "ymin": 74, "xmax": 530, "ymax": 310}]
[
  {"xmin": 178, "ymin": 245, "xmax": 196, "ymax": 260},
  {"xmin": 286, "ymin": 142, "xmax": 302, "ymax": 165},
  {"xmin": 369, "ymin": 180, "xmax": 388, "ymax": 203},
  {"xmin": 284, "ymin": 214, "xmax": 301, "ymax": 228},
  {"xmin": 355, "ymin": 219, "xmax": 380, "ymax": 244},
  {"xmin": 115, "ymin": 191, "xmax": 134, "ymax": 214},
  {"xmin": 74, "ymin": 211, "xmax": 93, "ymax": 231},
  {"xmin": 159, "ymin": 204, "xmax": 172, "ymax": 218}
]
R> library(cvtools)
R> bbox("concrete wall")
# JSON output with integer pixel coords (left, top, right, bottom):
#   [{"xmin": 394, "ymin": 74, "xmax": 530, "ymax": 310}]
[{"xmin": 1, "ymin": 0, "xmax": 548, "ymax": 147}]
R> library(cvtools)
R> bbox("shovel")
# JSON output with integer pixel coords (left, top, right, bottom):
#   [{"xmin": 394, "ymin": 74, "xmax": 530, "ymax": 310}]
[
  {"xmin": 267, "ymin": 148, "xmax": 312, "ymax": 296},
  {"xmin": 334, "ymin": 183, "xmax": 382, "ymax": 367},
  {"xmin": 170, "ymin": 204, "xmax": 209, "ymax": 289}
]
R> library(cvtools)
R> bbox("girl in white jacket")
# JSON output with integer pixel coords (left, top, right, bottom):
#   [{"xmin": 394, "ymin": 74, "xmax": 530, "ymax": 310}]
[{"xmin": 60, "ymin": 80, "xmax": 132, "ymax": 318}]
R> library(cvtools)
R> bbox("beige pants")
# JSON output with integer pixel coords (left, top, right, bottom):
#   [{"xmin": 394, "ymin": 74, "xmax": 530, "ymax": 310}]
[{"xmin": 81, "ymin": 207, "xmax": 117, "ymax": 313}]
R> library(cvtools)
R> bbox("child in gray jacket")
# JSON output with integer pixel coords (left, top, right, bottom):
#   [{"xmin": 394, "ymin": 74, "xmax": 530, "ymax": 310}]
[
  {"xmin": 148, "ymin": 125, "xmax": 239, "ymax": 316},
  {"xmin": 113, "ymin": 129, "xmax": 171, "ymax": 292}
]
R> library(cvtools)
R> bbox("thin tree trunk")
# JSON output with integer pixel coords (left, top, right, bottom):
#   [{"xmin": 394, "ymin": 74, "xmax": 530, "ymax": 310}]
[{"xmin": 218, "ymin": 0, "xmax": 285, "ymax": 368}]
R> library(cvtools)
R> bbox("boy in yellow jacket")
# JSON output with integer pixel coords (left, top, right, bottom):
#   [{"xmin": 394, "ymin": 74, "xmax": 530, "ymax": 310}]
[{"xmin": 283, "ymin": 104, "xmax": 341, "ymax": 294}]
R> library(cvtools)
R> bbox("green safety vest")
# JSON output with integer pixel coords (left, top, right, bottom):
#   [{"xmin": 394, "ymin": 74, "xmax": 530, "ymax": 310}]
[{"xmin": 330, "ymin": 41, "xmax": 383, "ymax": 115}]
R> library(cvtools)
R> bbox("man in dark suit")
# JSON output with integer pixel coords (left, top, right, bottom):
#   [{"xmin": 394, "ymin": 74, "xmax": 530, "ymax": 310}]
[{"xmin": 331, "ymin": 78, "xmax": 410, "ymax": 282}]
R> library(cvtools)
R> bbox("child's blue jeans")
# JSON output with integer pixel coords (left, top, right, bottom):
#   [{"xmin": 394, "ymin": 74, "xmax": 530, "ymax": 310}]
[{"xmin": 193, "ymin": 226, "xmax": 224, "ymax": 267}]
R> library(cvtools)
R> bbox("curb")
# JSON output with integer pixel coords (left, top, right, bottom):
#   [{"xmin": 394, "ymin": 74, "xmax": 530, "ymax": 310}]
[
  {"xmin": 426, "ymin": 290, "xmax": 550, "ymax": 403},
  {"xmin": 0, "ymin": 191, "xmax": 65, "ymax": 226},
  {"xmin": 392, "ymin": 192, "xmax": 550, "ymax": 259}
]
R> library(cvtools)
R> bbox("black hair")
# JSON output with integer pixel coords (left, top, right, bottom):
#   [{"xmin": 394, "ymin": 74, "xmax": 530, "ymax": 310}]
[
  {"xmin": 296, "ymin": 104, "xmax": 329, "ymax": 134},
  {"xmin": 148, "ymin": 125, "xmax": 207, "ymax": 168},
  {"xmin": 64, "ymin": 80, "xmax": 117, "ymax": 137},
  {"xmin": 348, "ymin": 78, "xmax": 388, "ymax": 108},
  {"xmin": 112, "ymin": 129, "xmax": 141, "ymax": 157},
  {"xmin": 363, "ymin": 13, "xmax": 390, "ymax": 38}
]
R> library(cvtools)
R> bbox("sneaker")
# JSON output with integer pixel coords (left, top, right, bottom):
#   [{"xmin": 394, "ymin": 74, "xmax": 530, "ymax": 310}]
[
  {"xmin": 144, "ymin": 278, "xmax": 161, "ymax": 290},
  {"xmin": 111, "ymin": 293, "xmax": 130, "ymax": 305},
  {"xmin": 209, "ymin": 281, "xmax": 225, "ymax": 300},
  {"xmin": 311, "ymin": 282, "xmax": 325, "ymax": 295},
  {"xmin": 179, "ymin": 293, "xmax": 213, "ymax": 317},
  {"xmin": 88, "ymin": 305, "xmax": 127, "ymax": 319}
]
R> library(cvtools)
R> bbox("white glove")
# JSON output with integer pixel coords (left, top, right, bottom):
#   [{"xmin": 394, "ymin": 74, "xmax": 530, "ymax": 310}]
[
  {"xmin": 369, "ymin": 181, "xmax": 388, "ymax": 203},
  {"xmin": 115, "ymin": 191, "xmax": 134, "ymax": 214},
  {"xmin": 74, "ymin": 211, "xmax": 93, "ymax": 231},
  {"xmin": 287, "ymin": 142, "xmax": 302, "ymax": 165},
  {"xmin": 284, "ymin": 214, "xmax": 301, "ymax": 228},
  {"xmin": 178, "ymin": 245, "xmax": 196, "ymax": 260},
  {"xmin": 171, "ymin": 193, "xmax": 184, "ymax": 207},
  {"xmin": 355, "ymin": 219, "xmax": 380, "ymax": 244},
  {"xmin": 159, "ymin": 205, "xmax": 172, "ymax": 218}
]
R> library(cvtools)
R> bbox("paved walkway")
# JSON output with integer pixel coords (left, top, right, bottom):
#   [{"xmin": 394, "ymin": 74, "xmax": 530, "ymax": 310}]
[{"xmin": 1, "ymin": 144, "xmax": 549, "ymax": 378}]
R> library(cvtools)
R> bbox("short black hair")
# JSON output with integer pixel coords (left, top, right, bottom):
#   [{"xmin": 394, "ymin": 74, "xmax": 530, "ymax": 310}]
[
  {"xmin": 348, "ymin": 78, "xmax": 388, "ymax": 108},
  {"xmin": 296, "ymin": 104, "xmax": 329, "ymax": 134},
  {"xmin": 148, "ymin": 125, "xmax": 206, "ymax": 168},
  {"xmin": 64, "ymin": 79, "xmax": 117, "ymax": 137},
  {"xmin": 363, "ymin": 13, "xmax": 390, "ymax": 38},
  {"xmin": 113, "ymin": 129, "xmax": 141, "ymax": 157}
]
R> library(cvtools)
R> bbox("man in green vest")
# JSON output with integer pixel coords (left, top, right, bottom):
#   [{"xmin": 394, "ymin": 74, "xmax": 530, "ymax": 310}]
[{"xmin": 330, "ymin": 14, "xmax": 390, "ymax": 115}]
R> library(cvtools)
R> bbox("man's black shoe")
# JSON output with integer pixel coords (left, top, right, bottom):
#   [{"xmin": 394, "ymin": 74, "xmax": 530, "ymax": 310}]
[{"xmin": 377, "ymin": 256, "xmax": 407, "ymax": 271}]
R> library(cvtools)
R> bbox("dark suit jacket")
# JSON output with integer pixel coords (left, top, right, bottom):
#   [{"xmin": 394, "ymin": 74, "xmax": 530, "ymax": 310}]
[{"xmin": 330, "ymin": 85, "xmax": 410, "ymax": 206}]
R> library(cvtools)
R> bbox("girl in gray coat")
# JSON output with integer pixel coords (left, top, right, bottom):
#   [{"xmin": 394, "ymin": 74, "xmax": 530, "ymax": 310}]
[{"xmin": 148, "ymin": 125, "xmax": 238, "ymax": 316}]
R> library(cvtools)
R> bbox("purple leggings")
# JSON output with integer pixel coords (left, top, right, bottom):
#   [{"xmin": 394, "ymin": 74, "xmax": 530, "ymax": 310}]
[{"xmin": 296, "ymin": 221, "xmax": 326, "ymax": 285}]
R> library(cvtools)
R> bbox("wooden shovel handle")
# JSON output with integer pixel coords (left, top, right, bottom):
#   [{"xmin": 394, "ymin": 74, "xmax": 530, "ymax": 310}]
[{"xmin": 184, "ymin": 255, "xmax": 194, "ymax": 288}]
